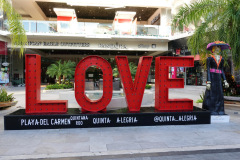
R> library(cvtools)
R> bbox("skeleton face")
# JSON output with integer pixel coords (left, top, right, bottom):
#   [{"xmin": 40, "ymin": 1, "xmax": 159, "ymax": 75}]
[{"xmin": 215, "ymin": 46, "xmax": 221, "ymax": 54}]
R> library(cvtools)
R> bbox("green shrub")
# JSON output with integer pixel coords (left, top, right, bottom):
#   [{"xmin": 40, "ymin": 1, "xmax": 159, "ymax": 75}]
[
  {"xmin": 196, "ymin": 92, "xmax": 204, "ymax": 103},
  {"xmin": 0, "ymin": 88, "xmax": 15, "ymax": 102},
  {"xmin": 45, "ymin": 83, "xmax": 74, "ymax": 90},
  {"xmin": 196, "ymin": 99, "xmax": 203, "ymax": 103},
  {"xmin": 145, "ymin": 84, "xmax": 152, "ymax": 89}
]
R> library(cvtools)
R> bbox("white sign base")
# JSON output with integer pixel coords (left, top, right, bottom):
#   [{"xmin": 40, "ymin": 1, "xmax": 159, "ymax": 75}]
[{"xmin": 211, "ymin": 115, "xmax": 230, "ymax": 123}]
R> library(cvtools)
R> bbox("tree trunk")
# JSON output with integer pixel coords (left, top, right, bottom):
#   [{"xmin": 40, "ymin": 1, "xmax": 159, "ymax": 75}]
[
  {"xmin": 63, "ymin": 75, "xmax": 66, "ymax": 84},
  {"xmin": 58, "ymin": 76, "xmax": 61, "ymax": 84}
]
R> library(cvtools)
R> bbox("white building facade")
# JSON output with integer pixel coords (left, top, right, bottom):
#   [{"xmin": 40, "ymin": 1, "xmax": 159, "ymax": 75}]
[{"xmin": 0, "ymin": 0, "xmax": 197, "ymax": 86}]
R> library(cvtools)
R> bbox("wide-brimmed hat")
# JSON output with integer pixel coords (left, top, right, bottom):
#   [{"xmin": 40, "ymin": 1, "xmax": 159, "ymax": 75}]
[{"xmin": 207, "ymin": 41, "xmax": 231, "ymax": 51}]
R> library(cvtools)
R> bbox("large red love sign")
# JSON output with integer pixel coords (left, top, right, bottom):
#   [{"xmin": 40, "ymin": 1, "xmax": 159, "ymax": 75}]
[{"xmin": 25, "ymin": 54, "xmax": 194, "ymax": 114}]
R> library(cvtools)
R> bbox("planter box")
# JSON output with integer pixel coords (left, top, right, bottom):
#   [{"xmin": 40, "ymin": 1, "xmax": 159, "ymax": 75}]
[
  {"xmin": 0, "ymin": 101, "xmax": 17, "ymax": 108},
  {"xmin": 195, "ymin": 103, "xmax": 203, "ymax": 108},
  {"xmin": 42, "ymin": 88, "xmax": 73, "ymax": 93}
]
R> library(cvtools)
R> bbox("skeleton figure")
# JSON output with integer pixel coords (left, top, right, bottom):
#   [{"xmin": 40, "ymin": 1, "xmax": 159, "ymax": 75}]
[{"xmin": 203, "ymin": 46, "xmax": 229, "ymax": 115}]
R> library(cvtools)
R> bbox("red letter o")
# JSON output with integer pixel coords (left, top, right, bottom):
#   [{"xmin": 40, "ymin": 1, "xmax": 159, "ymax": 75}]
[{"xmin": 75, "ymin": 56, "xmax": 113, "ymax": 112}]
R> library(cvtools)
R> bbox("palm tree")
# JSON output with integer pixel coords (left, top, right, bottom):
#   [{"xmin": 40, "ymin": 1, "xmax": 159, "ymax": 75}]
[
  {"xmin": 46, "ymin": 60, "xmax": 76, "ymax": 84},
  {"xmin": 1, "ymin": 0, "xmax": 27, "ymax": 55},
  {"xmin": 46, "ymin": 60, "xmax": 63, "ymax": 84},
  {"xmin": 62, "ymin": 60, "xmax": 76, "ymax": 82},
  {"xmin": 172, "ymin": 0, "xmax": 240, "ymax": 68}
]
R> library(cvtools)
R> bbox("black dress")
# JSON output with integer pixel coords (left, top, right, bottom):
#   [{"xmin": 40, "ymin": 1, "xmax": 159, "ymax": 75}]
[{"xmin": 203, "ymin": 56, "xmax": 226, "ymax": 115}]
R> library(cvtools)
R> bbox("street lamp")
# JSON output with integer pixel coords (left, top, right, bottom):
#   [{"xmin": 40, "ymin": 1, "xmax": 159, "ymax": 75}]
[
  {"xmin": 2, "ymin": 42, "xmax": 9, "ymax": 66},
  {"xmin": 2, "ymin": 61, "xmax": 9, "ymax": 67},
  {"xmin": 183, "ymin": 45, "xmax": 187, "ymax": 86}
]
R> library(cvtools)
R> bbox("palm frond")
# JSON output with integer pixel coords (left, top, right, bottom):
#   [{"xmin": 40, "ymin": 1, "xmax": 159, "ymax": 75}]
[
  {"xmin": 172, "ymin": 0, "xmax": 240, "ymax": 69},
  {"xmin": 172, "ymin": 0, "xmax": 225, "ymax": 31},
  {"xmin": 46, "ymin": 60, "xmax": 76, "ymax": 82},
  {"xmin": 1, "ymin": 0, "xmax": 27, "ymax": 56}
]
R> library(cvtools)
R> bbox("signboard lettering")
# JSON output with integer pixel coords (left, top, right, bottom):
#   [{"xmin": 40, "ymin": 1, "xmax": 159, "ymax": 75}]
[
  {"xmin": 98, "ymin": 43, "xmax": 127, "ymax": 49},
  {"xmin": 138, "ymin": 44, "xmax": 149, "ymax": 48},
  {"xmin": 16, "ymin": 112, "xmax": 203, "ymax": 129},
  {"xmin": 27, "ymin": 41, "xmax": 90, "ymax": 47},
  {"xmin": 151, "ymin": 14, "xmax": 160, "ymax": 25}
]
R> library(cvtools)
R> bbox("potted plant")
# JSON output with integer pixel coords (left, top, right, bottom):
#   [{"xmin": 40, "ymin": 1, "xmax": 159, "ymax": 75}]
[{"xmin": 0, "ymin": 88, "xmax": 17, "ymax": 108}]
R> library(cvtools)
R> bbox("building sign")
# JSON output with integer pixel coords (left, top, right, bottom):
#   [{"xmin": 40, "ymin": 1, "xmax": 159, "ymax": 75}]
[
  {"xmin": 151, "ymin": 14, "xmax": 160, "ymax": 25},
  {"xmin": 27, "ymin": 41, "xmax": 90, "ymax": 47},
  {"xmin": 60, "ymin": 42, "xmax": 90, "ymax": 47},
  {"xmin": 138, "ymin": 44, "xmax": 150, "ymax": 48},
  {"xmin": 24, "ymin": 40, "xmax": 167, "ymax": 51},
  {"xmin": 138, "ymin": 44, "xmax": 157, "ymax": 49},
  {"xmin": 98, "ymin": 43, "xmax": 127, "ymax": 49}
]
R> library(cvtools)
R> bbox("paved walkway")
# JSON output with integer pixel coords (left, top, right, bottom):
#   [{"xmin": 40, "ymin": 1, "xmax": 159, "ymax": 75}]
[
  {"xmin": 224, "ymin": 96, "xmax": 240, "ymax": 102},
  {"xmin": 0, "ymin": 86, "xmax": 240, "ymax": 160},
  {"xmin": 44, "ymin": 149, "xmax": 240, "ymax": 160}
]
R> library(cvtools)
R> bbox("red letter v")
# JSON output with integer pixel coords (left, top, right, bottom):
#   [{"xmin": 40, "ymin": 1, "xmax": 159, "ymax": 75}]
[{"xmin": 115, "ymin": 56, "xmax": 152, "ymax": 112}]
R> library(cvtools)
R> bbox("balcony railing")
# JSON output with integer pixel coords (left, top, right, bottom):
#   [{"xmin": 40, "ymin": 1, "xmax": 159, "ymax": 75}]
[
  {"xmin": 0, "ymin": 20, "xmax": 195, "ymax": 39},
  {"xmin": 19, "ymin": 20, "xmax": 171, "ymax": 38}
]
